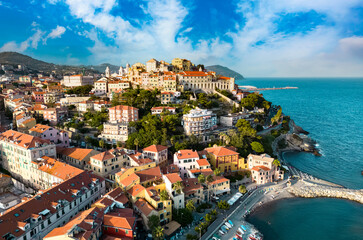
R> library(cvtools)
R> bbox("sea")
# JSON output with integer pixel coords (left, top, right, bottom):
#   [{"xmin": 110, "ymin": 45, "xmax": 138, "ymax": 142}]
[{"xmin": 235, "ymin": 78, "xmax": 363, "ymax": 240}]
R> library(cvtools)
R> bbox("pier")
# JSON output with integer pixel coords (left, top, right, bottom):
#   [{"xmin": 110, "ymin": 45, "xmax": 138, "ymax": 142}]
[{"xmin": 238, "ymin": 86, "xmax": 298, "ymax": 91}]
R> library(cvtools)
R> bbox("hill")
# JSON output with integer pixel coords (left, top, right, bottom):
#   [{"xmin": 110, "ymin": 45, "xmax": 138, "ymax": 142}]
[
  {"xmin": 0, "ymin": 52, "xmax": 99, "ymax": 75},
  {"xmin": 206, "ymin": 65, "xmax": 244, "ymax": 79}
]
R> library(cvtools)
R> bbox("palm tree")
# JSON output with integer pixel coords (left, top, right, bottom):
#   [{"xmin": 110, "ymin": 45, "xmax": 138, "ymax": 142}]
[
  {"xmin": 160, "ymin": 190, "xmax": 169, "ymax": 201},
  {"xmin": 213, "ymin": 168, "xmax": 221, "ymax": 176},
  {"xmin": 206, "ymin": 175, "xmax": 214, "ymax": 201},
  {"xmin": 273, "ymin": 159, "xmax": 281, "ymax": 167},
  {"xmin": 173, "ymin": 181, "xmax": 183, "ymax": 194},
  {"xmin": 153, "ymin": 226, "xmax": 164, "ymax": 240},
  {"xmin": 186, "ymin": 200, "xmax": 196, "ymax": 212},
  {"xmin": 134, "ymin": 138, "xmax": 139, "ymax": 151},
  {"xmin": 239, "ymin": 185, "xmax": 247, "ymax": 194},
  {"xmin": 198, "ymin": 174, "xmax": 205, "ymax": 184}
]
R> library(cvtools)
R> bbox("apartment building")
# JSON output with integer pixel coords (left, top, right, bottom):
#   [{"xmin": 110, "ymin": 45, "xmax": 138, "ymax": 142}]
[
  {"xmin": 171, "ymin": 58, "xmax": 192, "ymax": 72},
  {"xmin": 99, "ymin": 122, "xmax": 130, "ymax": 143},
  {"xmin": 0, "ymin": 171, "xmax": 105, "ymax": 240},
  {"xmin": 32, "ymin": 91, "xmax": 45, "ymax": 103},
  {"xmin": 205, "ymin": 146, "xmax": 247, "ymax": 173},
  {"xmin": 220, "ymin": 112, "xmax": 253, "ymax": 127},
  {"xmin": 142, "ymin": 145, "xmax": 168, "ymax": 166},
  {"xmin": 62, "ymin": 74, "xmax": 94, "ymax": 87},
  {"xmin": 29, "ymin": 124, "xmax": 70, "ymax": 147},
  {"xmin": 93, "ymin": 78, "xmax": 108, "ymax": 95},
  {"xmin": 151, "ymin": 106, "xmax": 176, "ymax": 115},
  {"xmin": 205, "ymin": 176, "xmax": 231, "ymax": 200},
  {"xmin": 89, "ymin": 148, "xmax": 129, "ymax": 179},
  {"xmin": 108, "ymin": 105, "xmax": 139, "ymax": 123},
  {"xmin": 163, "ymin": 173, "xmax": 184, "ymax": 209},
  {"xmin": 43, "ymin": 107, "xmax": 68, "ymax": 125},
  {"xmin": 0, "ymin": 130, "xmax": 57, "ymax": 186},
  {"xmin": 57, "ymin": 147, "xmax": 100, "ymax": 170},
  {"xmin": 183, "ymin": 178, "xmax": 204, "ymax": 205},
  {"xmin": 178, "ymin": 71, "xmax": 235, "ymax": 92},
  {"xmin": 182, "ymin": 109, "xmax": 217, "ymax": 136},
  {"xmin": 30, "ymin": 156, "xmax": 84, "ymax": 190},
  {"xmin": 77, "ymin": 100, "xmax": 94, "ymax": 112},
  {"xmin": 173, "ymin": 149, "xmax": 200, "ymax": 178},
  {"xmin": 160, "ymin": 92, "xmax": 175, "ymax": 104},
  {"xmin": 43, "ymin": 92, "xmax": 62, "ymax": 105},
  {"xmin": 248, "ymin": 154, "xmax": 283, "ymax": 185},
  {"xmin": 146, "ymin": 58, "xmax": 159, "ymax": 72}
]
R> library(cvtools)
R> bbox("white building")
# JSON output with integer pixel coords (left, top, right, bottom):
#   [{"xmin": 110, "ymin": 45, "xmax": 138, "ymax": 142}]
[
  {"xmin": 173, "ymin": 149, "xmax": 200, "ymax": 178},
  {"xmin": 99, "ymin": 122, "xmax": 130, "ymax": 143},
  {"xmin": 151, "ymin": 106, "xmax": 176, "ymax": 115},
  {"xmin": 220, "ymin": 112, "xmax": 253, "ymax": 127},
  {"xmin": 0, "ymin": 171, "xmax": 105, "ymax": 240},
  {"xmin": 162, "ymin": 173, "xmax": 184, "ymax": 209},
  {"xmin": 182, "ymin": 109, "xmax": 218, "ymax": 136},
  {"xmin": 62, "ymin": 74, "xmax": 94, "ymax": 87},
  {"xmin": 248, "ymin": 154, "xmax": 284, "ymax": 185},
  {"xmin": 142, "ymin": 145, "xmax": 168, "ymax": 166},
  {"xmin": 0, "ymin": 130, "xmax": 57, "ymax": 187}
]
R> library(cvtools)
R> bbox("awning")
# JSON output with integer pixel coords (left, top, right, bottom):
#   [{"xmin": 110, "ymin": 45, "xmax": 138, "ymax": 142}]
[
  {"xmin": 164, "ymin": 221, "xmax": 181, "ymax": 236},
  {"xmin": 214, "ymin": 188, "xmax": 231, "ymax": 196}
]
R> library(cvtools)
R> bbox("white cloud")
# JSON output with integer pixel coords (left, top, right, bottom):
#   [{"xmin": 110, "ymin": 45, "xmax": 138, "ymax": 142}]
[
  {"xmin": 47, "ymin": 26, "xmax": 66, "ymax": 39},
  {"xmin": 58, "ymin": 0, "xmax": 363, "ymax": 76},
  {"xmin": 0, "ymin": 29, "xmax": 45, "ymax": 52}
]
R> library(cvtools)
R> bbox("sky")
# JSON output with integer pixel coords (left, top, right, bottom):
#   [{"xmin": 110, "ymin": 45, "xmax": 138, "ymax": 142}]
[{"xmin": 0, "ymin": 0, "xmax": 362, "ymax": 77}]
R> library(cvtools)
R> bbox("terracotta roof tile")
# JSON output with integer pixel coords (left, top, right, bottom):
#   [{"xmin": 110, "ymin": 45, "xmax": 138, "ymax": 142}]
[
  {"xmin": 143, "ymin": 144, "xmax": 168, "ymax": 153},
  {"xmin": 164, "ymin": 173, "xmax": 182, "ymax": 184},
  {"xmin": 176, "ymin": 149, "xmax": 199, "ymax": 160},
  {"xmin": 205, "ymin": 146, "xmax": 238, "ymax": 157}
]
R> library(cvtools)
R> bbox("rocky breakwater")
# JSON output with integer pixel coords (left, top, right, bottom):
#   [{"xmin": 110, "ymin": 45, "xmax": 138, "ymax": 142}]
[{"xmin": 288, "ymin": 181, "xmax": 363, "ymax": 204}]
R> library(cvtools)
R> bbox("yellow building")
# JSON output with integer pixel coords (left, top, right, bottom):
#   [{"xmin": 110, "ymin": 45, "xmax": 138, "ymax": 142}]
[
  {"xmin": 128, "ymin": 183, "xmax": 172, "ymax": 228},
  {"xmin": 115, "ymin": 162, "xmax": 157, "ymax": 190},
  {"xmin": 205, "ymin": 146, "xmax": 247, "ymax": 173},
  {"xmin": 171, "ymin": 58, "xmax": 193, "ymax": 72}
]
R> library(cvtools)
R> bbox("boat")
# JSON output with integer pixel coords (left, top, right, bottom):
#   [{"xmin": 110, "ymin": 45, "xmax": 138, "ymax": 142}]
[
  {"xmin": 225, "ymin": 222, "xmax": 232, "ymax": 228},
  {"xmin": 238, "ymin": 227, "xmax": 244, "ymax": 234},
  {"xmin": 228, "ymin": 220, "xmax": 234, "ymax": 226},
  {"xmin": 221, "ymin": 225, "xmax": 229, "ymax": 232},
  {"xmin": 223, "ymin": 223, "xmax": 230, "ymax": 230},
  {"xmin": 241, "ymin": 225, "xmax": 247, "ymax": 232},
  {"xmin": 219, "ymin": 230, "xmax": 225, "ymax": 235}
]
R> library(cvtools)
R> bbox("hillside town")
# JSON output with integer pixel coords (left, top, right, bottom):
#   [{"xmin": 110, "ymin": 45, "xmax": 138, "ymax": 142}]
[{"xmin": 0, "ymin": 57, "xmax": 287, "ymax": 240}]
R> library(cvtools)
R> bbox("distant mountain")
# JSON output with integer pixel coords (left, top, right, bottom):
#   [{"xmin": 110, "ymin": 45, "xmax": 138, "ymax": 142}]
[
  {"xmin": 0, "ymin": 52, "xmax": 99, "ymax": 75},
  {"xmin": 84, "ymin": 63, "xmax": 120, "ymax": 73},
  {"xmin": 206, "ymin": 65, "xmax": 244, "ymax": 79}
]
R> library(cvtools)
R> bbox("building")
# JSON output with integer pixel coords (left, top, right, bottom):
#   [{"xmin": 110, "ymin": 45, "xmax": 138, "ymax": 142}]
[
  {"xmin": 220, "ymin": 112, "xmax": 253, "ymax": 127},
  {"xmin": 248, "ymin": 154, "xmax": 283, "ymax": 185},
  {"xmin": 18, "ymin": 76, "xmax": 32, "ymax": 85},
  {"xmin": 205, "ymin": 146, "xmax": 246, "ymax": 174},
  {"xmin": 173, "ymin": 149, "xmax": 200, "ymax": 178},
  {"xmin": 43, "ymin": 107, "xmax": 68, "ymax": 125},
  {"xmin": 183, "ymin": 178, "xmax": 204, "ymax": 204},
  {"xmin": 77, "ymin": 100, "xmax": 93, "ymax": 112},
  {"xmin": 44, "ymin": 207, "xmax": 104, "ymax": 240},
  {"xmin": 43, "ymin": 92, "xmax": 62, "ymax": 105},
  {"xmin": 163, "ymin": 173, "xmax": 184, "ymax": 209},
  {"xmin": 160, "ymin": 92, "xmax": 175, "ymax": 104},
  {"xmin": 108, "ymin": 105, "xmax": 139, "ymax": 123},
  {"xmin": 182, "ymin": 109, "xmax": 217, "ymax": 136},
  {"xmin": 0, "ymin": 171, "xmax": 105, "ymax": 240},
  {"xmin": 171, "ymin": 58, "xmax": 192, "ymax": 72},
  {"xmin": 162, "ymin": 72, "xmax": 177, "ymax": 92},
  {"xmin": 205, "ymin": 176, "xmax": 230, "ymax": 200},
  {"xmin": 0, "ymin": 130, "xmax": 57, "ymax": 187},
  {"xmin": 32, "ymin": 92, "xmax": 45, "ymax": 103},
  {"xmin": 60, "ymin": 96, "xmax": 90, "ymax": 106},
  {"xmin": 92, "ymin": 78, "xmax": 108, "ymax": 95},
  {"xmin": 89, "ymin": 148, "xmax": 129, "ymax": 179},
  {"xmin": 146, "ymin": 58, "xmax": 159, "ymax": 72},
  {"xmin": 30, "ymin": 156, "xmax": 84, "ymax": 189},
  {"xmin": 128, "ymin": 183, "xmax": 172, "ymax": 228},
  {"xmin": 57, "ymin": 147, "xmax": 100, "ymax": 169},
  {"xmin": 93, "ymin": 100, "xmax": 110, "ymax": 111},
  {"xmin": 29, "ymin": 124, "xmax": 70, "ymax": 147},
  {"xmin": 62, "ymin": 74, "xmax": 94, "ymax": 87},
  {"xmin": 151, "ymin": 106, "xmax": 176, "ymax": 115},
  {"xmin": 142, "ymin": 145, "xmax": 168, "ymax": 166},
  {"xmin": 178, "ymin": 71, "xmax": 235, "ymax": 92},
  {"xmin": 100, "ymin": 122, "xmax": 130, "ymax": 143}
]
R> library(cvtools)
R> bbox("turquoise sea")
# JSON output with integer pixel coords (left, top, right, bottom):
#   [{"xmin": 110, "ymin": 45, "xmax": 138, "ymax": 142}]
[{"xmin": 236, "ymin": 78, "xmax": 363, "ymax": 240}]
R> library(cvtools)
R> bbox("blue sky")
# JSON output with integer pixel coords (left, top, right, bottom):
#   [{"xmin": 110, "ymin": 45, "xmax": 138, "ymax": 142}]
[{"xmin": 0, "ymin": 0, "xmax": 362, "ymax": 77}]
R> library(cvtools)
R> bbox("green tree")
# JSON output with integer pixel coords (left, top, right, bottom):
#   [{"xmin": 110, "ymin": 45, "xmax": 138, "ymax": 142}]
[
  {"xmin": 99, "ymin": 139, "xmax": 105, "ymax": 150},
  {"xmin": 134, "ymin": 138, "xmax": 139, "ymax": 151},
  {"xmin": 251, "ymin": 141, "xmax": 264, "ymax": 153},
  {"xmin": 148, "ymin": 215, "xmax": 160, "ymax": 229},
  {"xmin": 160, "ymin": 190, "xmax": 169, "ymax": 201},
  {"xmin": 217, "ymin": 200, "xmax": 230, "ymax": 210},
  {"xmin": 271, "ymin": 108, "xmax": 282, "ymax": 124},
  {"xmin": 186, "ymin": 200, "xmax": 196, "ymax": 212},
  {"xmin": 153, "ymin": 226, "xmax": 164, "ymax": 240},
  {"xmin": 239, "ymin": 185, "xmax": 247, "ymax": 194},
  {"xmin": 236, "ymin": 119, "xmax": 256, "ymax": 138},
  {"xmin": 173, "ymin": 181, "xmax": 183, "ymax": 194},
  {"xmin": 273, "ymin": 159, "xmax": 281, "ymax": 167},
  {"xmin": 198, "ymin": 174, "xmax": 206, "ymax": 184},
  {"xmin": 213, "ymin": 168, "xmax": 221, "ymax": 176}
]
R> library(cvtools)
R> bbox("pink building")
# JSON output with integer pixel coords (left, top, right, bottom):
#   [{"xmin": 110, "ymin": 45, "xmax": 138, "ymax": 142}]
[
  {"xmin": 43, "ymin": 107, "xmax": 68, "ymax": 125},
  {"xmin": 248, "ymin": 154, "xmax": 283, "ymax": 185},
  {"xmin": 32, "ymin": 91, "xmax": 45, "ymax": 103},
  {"xmin": 108, "ymin": 105, "xmax": 139, "ymax": 123},
  {"xmin": 142, "ymin": 145, "xmax": 168, "ymax": 166},
  {"xmin": 29, "ymin": 124, "xmax": 70, "ymax": 147}
]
